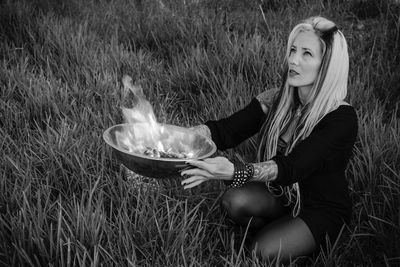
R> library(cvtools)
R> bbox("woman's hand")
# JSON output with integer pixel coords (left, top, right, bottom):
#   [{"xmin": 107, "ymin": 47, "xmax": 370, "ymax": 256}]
[
  {"xmin": 181, "ymin": 157, "xmax": 234, "ymax": 189},
  {"xmin": 188, "ymin": 124, "xmax": 212, "ymax": 139}
]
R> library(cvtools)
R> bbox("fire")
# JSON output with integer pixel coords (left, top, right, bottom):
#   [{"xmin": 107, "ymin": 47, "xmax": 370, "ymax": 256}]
[{"xmin": 115, "ymin": 75, "xmax": 194, "ymax": 159}]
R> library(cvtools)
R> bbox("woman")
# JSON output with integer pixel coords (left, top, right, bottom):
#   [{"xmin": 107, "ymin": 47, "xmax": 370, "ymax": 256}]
[{"xmin": 181, "ymin": 16, "xmax": 358, "ymax": 261}]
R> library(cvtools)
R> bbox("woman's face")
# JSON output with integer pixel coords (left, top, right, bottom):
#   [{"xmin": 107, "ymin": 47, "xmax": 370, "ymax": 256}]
[{"xmin": 287, "ymin": 31, "xmax": 323, "ymax": 91}]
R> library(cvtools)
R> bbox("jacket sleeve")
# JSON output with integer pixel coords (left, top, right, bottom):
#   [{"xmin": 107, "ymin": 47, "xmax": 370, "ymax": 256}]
[
  {"xmin": 271, "ymin": 106, "xmax": 358, "ymax": 187},
  {"xmin": 204, "ymin": 98, "xmax": 266, "ymax": 150}
]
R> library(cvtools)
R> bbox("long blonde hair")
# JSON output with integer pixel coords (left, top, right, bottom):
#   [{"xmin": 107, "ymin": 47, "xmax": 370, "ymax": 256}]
[{"xmin": 257, "ymin": 17, "xmax": 349, "ymax": 216}]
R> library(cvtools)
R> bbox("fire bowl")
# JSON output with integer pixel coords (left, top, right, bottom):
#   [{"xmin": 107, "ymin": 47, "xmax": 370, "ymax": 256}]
[{"xmin": 103, "ymin": 123, "xmax": 217, "ymax": 179}]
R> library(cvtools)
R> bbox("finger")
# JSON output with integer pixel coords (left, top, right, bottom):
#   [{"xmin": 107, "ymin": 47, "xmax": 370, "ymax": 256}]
[
  {"xmin": 185, "ymin": 160, "xmax": 211, "ymax": 171},
  {"xmin": 181, "ymin": 168, "xmax": 212, "ymax": 178},
  {"xmin": 183, "ymin": 178, "xmax": 206, "ymax": 189},
  {"xmin": 181, "ymin": 175, "xmax": 206, "ymax": 185}
]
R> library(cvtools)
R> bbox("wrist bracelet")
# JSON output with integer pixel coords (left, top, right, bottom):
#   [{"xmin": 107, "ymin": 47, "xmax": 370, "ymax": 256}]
[{"xmin": 229, "ymin": 163, "xmax": 254, "ymax": 188}]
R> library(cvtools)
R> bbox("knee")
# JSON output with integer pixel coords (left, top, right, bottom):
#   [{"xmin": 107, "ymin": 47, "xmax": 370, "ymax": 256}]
[
  {"xmin": 220, "ymin": 188, "xmax": 249, "ymax": 219},
  {"xmin": 249, "ymin": 239, "xmax": 280, "ymax": 262},
  {"xmin": 249, "ymin": 232, "xmax": 316, "ymax": 263}
]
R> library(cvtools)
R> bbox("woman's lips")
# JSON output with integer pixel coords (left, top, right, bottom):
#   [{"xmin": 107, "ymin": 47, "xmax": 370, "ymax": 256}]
[{"xmin": 289, "ymin": 69, "xmax": 299, "ymax": 77}]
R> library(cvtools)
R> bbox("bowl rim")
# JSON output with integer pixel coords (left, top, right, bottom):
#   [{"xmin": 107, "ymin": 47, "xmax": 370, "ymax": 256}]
[{"xmin": 103, "ymin": 123, "xmax": 217, "ymax": 162}]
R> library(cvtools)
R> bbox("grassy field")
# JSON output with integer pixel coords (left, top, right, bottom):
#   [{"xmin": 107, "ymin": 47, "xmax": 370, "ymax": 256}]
[{"xmin": 1, "ymin": 0, "xmax": 399, "ymax": 266}]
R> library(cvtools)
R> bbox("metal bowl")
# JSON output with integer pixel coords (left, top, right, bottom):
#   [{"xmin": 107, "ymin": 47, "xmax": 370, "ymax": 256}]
[{"xmin": 103, "ymin": 123, "xmax": 216, "ymax": 179}]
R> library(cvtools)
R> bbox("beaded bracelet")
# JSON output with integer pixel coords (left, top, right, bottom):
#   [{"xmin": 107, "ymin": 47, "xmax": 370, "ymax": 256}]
[{"xmin": 229, "ymin": 162, "xmax": 255, "ymax": 188}]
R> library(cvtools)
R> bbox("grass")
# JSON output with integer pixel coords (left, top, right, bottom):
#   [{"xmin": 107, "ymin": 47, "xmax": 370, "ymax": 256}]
[{"xmin": 0, "ymin": 0, "xmax": 399, "ymax": 265}]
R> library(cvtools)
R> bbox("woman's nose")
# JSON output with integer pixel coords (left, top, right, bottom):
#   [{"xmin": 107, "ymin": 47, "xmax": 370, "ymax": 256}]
[{"xmin": 289, "ymin": 53, "xmax": 299, "ymax": 65}]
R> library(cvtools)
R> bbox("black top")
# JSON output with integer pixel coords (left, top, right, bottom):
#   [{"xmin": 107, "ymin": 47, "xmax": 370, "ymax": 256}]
[
  {"xmin": 205, "ymin": 98, "xmax": 358, "ymax": 218},
  {"xmin": 205, "ymin": 98, "xmax": 267, "ymax": 150}
]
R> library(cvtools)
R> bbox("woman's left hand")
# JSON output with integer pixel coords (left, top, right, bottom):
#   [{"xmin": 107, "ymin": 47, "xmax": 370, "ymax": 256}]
[{"xmin": 181, "ymin": 157, "xmax": 234, "ymax": 189}]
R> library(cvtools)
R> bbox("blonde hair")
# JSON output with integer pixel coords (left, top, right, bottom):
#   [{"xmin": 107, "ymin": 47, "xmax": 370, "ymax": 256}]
[{"xmin": 257, "ymin": 17, "xmax": 349, "ymax": 216}]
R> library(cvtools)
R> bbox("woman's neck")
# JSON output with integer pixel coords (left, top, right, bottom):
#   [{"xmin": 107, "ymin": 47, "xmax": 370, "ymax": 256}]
[{"xmin": 297, "ymin": 86, "xmax": 312, "ymax": 106}]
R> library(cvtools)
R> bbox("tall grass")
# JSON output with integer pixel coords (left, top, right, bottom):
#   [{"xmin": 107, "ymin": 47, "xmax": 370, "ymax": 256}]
[{"xmin": 1, "ymin": 0, "xmax": 399, "ymax": 265}]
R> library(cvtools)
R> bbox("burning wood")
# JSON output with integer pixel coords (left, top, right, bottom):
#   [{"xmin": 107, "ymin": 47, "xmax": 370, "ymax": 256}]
[{"xmin": 143, "ymin": 147, "xmax": 190, "ymax": 159}]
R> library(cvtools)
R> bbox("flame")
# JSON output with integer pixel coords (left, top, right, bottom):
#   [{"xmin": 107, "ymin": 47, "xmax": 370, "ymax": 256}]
[
  {"xmin": 115, "ymin": 75, "xmax": 195, "ymax": 157},
  {"xmin": 156, "ymin": 140, "xmax": 165, "ymax": 151}
]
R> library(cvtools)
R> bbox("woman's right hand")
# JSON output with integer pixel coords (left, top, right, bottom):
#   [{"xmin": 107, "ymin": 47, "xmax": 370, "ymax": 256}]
[{"xmin": 181, "ymin": 157, "xmax": 234, "ymax": 189}]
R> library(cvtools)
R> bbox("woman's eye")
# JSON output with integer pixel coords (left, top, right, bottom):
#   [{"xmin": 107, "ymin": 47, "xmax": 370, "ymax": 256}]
[
  {"xmin": 290, "ymin": 48, "xmax": 296, "ymax": 54},
  {"xmin": 304, "ymin": 51, "xmax": 312, "ymax": 56}
]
